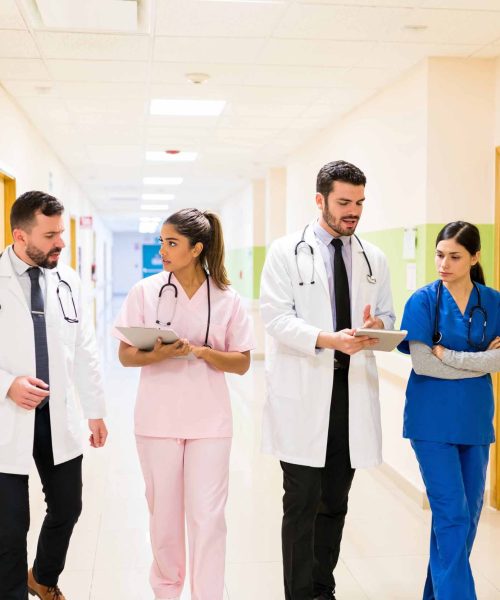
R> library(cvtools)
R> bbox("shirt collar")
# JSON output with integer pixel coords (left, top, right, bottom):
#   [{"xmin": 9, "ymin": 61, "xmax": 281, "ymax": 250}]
[
  {"xmin": 8, "ymin": 245, "xmax": 45, "ymax": 277},
  {"xmin": 312, "ymin": 220, "xmax": 352, "ymax": 248}
]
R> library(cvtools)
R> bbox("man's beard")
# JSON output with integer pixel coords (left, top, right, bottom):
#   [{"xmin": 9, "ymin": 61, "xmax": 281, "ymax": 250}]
[
  {"xmin": 25, "ymin": 243, "xmax": 61, "ymax": 269},
  {"xmin": 322, "ymin": 204, "xmax": 358, "ymax": 237}
]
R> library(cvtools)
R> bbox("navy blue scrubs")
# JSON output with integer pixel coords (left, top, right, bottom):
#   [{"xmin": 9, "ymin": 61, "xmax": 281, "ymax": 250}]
[{"xmin": 398, "ymin": 280, "xmax": 500, "ymax": 600}]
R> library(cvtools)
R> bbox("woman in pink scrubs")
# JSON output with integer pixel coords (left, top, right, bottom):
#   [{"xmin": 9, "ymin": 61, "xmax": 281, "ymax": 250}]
[{"xmin": 113, "ymin": 208, "xmax": 255, "ymax": 600}]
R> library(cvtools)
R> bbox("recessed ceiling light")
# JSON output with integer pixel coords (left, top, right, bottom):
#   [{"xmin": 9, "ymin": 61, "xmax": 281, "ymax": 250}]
[
  {"xmin": 150, "ymin": 99, "xmax": 226, "ymax": 116},
  {"xmin": 146, "ymin": 151, "xmax": 197, "ymax": 162},
  {"xmin": 143, "ymin": 177, "xmax": 183, "ymax": 186},
  {"xmin": 141, "ymin": 205, "xmax": 170, "ymax": 211},
  {"xmin": 142, "ymin": 193, "xmax": 174, "ymax": 201}
]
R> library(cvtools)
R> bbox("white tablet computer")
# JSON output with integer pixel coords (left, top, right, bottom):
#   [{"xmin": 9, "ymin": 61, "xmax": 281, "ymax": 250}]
[
  {"xmin": 116, "ymin": 326, "xmax": 179, "ymax": 351},
  {"xmin": 354, "ymin": 328, "xmax": 407, "ymax": 352}
]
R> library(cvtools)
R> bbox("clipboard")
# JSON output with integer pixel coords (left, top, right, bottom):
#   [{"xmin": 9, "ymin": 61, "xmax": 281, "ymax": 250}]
[{"xmin": 354, "ymin": 328, "xmax": 407, "ymax": 352}]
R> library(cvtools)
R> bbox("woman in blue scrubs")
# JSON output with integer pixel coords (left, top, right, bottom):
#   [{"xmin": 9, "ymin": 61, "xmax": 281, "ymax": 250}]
[{"xmin": 398, "ymin": 221, "xmax": 500, "ymax": 600}]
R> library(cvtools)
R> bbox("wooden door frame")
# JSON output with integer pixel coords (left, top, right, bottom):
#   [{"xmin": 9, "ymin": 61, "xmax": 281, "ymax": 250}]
[
  {"xmin": 491, "ymin": 149, "xmax": 500, "ymax": 509},
  {"xmin": 0, "ymin": 169, "xmax": 16, "ymax": 249}
]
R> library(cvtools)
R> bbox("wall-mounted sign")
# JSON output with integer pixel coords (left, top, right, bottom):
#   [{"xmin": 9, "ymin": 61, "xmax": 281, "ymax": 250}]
[{"xmin": 79, "ymin": 216, "xmax": 93, "ymax": 229}]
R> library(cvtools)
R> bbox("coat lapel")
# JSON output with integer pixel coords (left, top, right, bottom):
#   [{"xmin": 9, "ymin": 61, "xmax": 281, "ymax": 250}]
[
  {"xmin": 350, "ymin": 236, "xmax": 366, "ymax": 328},
  {"xmin": 0, "ymin": 247, "xmax": 30, "ymax": 315}
]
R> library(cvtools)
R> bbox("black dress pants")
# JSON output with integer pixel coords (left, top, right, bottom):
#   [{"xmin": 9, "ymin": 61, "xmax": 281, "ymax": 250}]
[
  {"xmin": 281, "ymin": 369, "xmax": 355, "ymax": 600},
  {"xmin": 0, "ymin": 404, "xmax": 83, "ymax": 600}
]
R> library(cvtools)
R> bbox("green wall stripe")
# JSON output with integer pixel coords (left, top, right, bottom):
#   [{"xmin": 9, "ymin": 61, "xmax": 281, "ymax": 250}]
[{"xmin": 226, "ymin": 246, "xmax": 266, "ymax": 300}]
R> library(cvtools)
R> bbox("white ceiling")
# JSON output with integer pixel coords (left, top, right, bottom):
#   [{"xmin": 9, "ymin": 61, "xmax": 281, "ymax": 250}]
[{"xmin": 1, "ymin": 0, "xmax": 500, "ymax": 231}]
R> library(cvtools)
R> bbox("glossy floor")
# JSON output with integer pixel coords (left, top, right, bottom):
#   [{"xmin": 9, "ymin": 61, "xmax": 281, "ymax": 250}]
[{"xmin": 26, "ymin": 307, "xmax": 500, "ymax": 599}]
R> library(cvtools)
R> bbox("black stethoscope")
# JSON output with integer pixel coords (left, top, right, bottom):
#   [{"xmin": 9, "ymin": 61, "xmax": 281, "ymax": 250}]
[
  {"xmin": 55, "ymin": 272, "xmax": 79, "ymax": 323},
  {"xmin": 432, "ymin": 280, "xmax": 487, "ymax": 349},
  {"xmin": 155, "ymin": 270, "xmax": 212, "ymax": 348},
  {"xmin": 295, "ymin": 224, "xmax": 376, "ymax": 286}
]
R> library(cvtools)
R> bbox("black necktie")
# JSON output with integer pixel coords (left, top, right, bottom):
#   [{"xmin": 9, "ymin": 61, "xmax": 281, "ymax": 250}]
[
  {"xmin": 331, "ymin": 238, "xmax": 351, "ymax": 368},
  {"xmin": 28, "ymin": 267, "xmax": 50, "ymax": 408}
]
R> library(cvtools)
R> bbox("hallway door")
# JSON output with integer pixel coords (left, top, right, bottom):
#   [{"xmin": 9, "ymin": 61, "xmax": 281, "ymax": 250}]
[{"xmin": 0, "ymin": 171, "xmax": 16, "ymax": 251}]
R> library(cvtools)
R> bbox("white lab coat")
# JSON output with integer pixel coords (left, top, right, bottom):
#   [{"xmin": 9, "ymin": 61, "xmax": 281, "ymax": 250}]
[
  {"xmin": 0, "ymin": 247, "xmax": 106, "ymax": 475},
  {"xmin": 260, "ymin": 223, "xmax": 395, "ymax": 468}
]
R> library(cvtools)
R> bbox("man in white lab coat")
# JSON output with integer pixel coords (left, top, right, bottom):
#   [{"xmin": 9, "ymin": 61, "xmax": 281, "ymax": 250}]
[
  {"xmin": 0, "ymin": 191, "xmax": 107, "ymax": 600},
  {"xmin": 260, "ymin": 161, "xmax": 395, "ymax": 600}
]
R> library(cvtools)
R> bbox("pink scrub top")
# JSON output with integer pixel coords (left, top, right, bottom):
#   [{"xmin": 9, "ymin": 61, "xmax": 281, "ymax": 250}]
[{"xmin": 112, "ymin": 272, "xmax": 255, "ymax": 439}]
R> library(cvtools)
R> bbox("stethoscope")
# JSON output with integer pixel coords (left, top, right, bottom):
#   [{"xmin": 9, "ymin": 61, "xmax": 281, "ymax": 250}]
[
  {"xmin": 432, "ymin": 280, "xmax": 487, "ymax": 349},
  {"xmin": 55, "ymin": 273, "xmax": 79, "ymax": 323},
  {"xmin": 155, "ymin": 270, "xmax": 212, "ymax": 348},
  {"xmin": 295, "ymin": 224, "xmax": 376, "ymax": 286}
]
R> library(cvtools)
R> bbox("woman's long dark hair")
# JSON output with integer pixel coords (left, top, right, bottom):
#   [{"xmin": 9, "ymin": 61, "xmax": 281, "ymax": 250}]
[
  {"xmin": 165, "ymin": 208, "xmax": 230, "ymax": 290},
  {"xmin": 436, "ymin": 221, "xmax": 485, "ymax": 285}
]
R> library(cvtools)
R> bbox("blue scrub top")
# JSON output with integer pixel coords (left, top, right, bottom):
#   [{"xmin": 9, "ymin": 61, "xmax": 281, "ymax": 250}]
[{"xmin": 398, "ymin": 280, "xmax": 500, "ymax": 445}]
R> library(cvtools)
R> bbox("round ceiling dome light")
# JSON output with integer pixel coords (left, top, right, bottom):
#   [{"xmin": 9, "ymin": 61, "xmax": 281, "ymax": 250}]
[{"xmin": 186, "ymin": 72, "xmax": 210, "ymax": 85}]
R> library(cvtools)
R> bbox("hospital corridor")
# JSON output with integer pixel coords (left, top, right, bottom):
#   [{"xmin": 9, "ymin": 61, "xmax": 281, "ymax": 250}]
[{"xmin": 2, "ymin": 1, "xmax": 500, "ymax": 599}]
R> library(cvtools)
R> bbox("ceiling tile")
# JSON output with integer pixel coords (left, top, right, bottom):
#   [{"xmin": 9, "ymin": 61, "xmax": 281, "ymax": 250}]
[
  {"xmin": 156, "ymin": 0, "xmax": 287, "ymax": 37},
  {"xmin": 57, "ymin": 81, "xmax": 148, "ymax": 100},
  {"xmin": 1, "ymin": 79, "xmax": 60, "ymax": 98},
  {"xmin": 273, "ymin": 4, "xmax": 415, "ymax": 41},
  {"xmin": 35, "ymin": 32, "xmax": 151, "ymax": 60},
  {"xmin": 420, "ymin": 0, "xmax": 500, "ymax": 9},
  {"xmin": 0, "ymin": 30, "xmax": 39, "ymax": 58},
  {"xmin": 357, "ymin": 41, "xmax": 479, "ymax": 68},
  {"xmin": 298, "ymin": 0, "xmax": 422, "ymax": 4},
  {"xmin": 0, "ymin": 58, "xmax": 50, "ymax": 79},
  {"xmin": 244, "ymin": 64, "xmax": 350, "ymax": 87},
  {"xmin": 154, "ymin": 36, "xmax": 265, "ymax": 64},
  {"xmin": 47, "ymin": 59, "xmax": 149, "ymax": 82},
  {"xmin": 259, "ymin": 39, "xmax": 376, "ymax": 67},
  {"xmin": 0, "ymin": 1, "xmax": 26, "ymax": 29},
  {"xmin": 217, "ymin": 115, "xmax": 294, "ymax": 130},
  {"xmin": 86, "ymin": 145, "xmax": 144, "ymax": 167},
  {"xmin": 224, "ymin": 103, "xmax": 307, "ymax": 117}
]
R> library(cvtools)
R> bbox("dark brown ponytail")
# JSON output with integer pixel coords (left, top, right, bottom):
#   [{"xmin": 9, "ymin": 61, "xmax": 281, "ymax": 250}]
[
  {"xmin": 203, "ymin": 211, "xmax": 230, "ymax": 289},
  {"xmin": 165, "ymin": 208, "xmax": 230, "ymax": 290}
]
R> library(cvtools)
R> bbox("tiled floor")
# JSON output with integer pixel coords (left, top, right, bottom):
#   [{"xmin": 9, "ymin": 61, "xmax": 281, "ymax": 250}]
[{"xmin": 26, "ymin": 301, "xmax": 500, "ymax": 599}]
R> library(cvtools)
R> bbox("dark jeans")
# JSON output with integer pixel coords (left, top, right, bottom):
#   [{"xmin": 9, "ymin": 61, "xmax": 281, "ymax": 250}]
[
  {"xmin": 0, "ymin": 404, "xmax": 83, "ymax": 600},
  {"xmin": 281, "ymin": 369, "xmax": 355, "ymax": 600}
]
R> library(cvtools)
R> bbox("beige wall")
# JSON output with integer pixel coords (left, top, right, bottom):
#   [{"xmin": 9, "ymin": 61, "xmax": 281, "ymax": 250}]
[
  {"xmin": 286, "ymin": 62, "xmax": 429, "ymax": 234},
  {"xmin": 426, "ymin": 58, "xmax": 495, "ymax": 223},
  {"xmin": 0, "ymin": 87, "xmax": 112, "ymax": 319}
]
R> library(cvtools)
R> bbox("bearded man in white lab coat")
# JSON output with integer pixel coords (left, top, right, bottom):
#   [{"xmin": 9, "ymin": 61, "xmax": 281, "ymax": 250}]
[
  {"xmin": 260, "ymin": 161, "xmax": 395, "ymax": 600},
  {"xmin": 0, "ymin": 191, "xmax": 107, "ymax": 600}
]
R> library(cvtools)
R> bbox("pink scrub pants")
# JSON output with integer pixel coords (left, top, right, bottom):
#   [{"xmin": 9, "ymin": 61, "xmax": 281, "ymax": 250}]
[{"xmin": 136, "ymin": 436, "xmax": 232, "ymax": 600}]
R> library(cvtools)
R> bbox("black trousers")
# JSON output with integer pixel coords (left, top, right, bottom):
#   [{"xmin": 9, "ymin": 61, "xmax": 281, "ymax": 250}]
[
  {"xmin": 281, "ymin": 369, "xmax": 355, "ymax": 600},
  {"xmin": 0, "ymin": 404, "xmax": 83, "ymax": 600}
]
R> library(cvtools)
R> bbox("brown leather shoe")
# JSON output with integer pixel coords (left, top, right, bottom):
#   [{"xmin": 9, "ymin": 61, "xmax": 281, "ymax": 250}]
[{"xmin": 28, "ymin": 569, "xmax": 66, "ymax": 600}]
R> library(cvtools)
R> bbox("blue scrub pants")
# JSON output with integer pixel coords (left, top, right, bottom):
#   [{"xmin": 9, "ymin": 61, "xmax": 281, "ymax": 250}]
[{"xmin": 411, "ymin": 440, "xmax": 489, "ymax": 600}]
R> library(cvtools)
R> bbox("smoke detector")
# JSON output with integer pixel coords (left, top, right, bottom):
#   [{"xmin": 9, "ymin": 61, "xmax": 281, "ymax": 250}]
[{"xmin": 186, "ymin": 73, "xmax": 210, "ymax": 85}]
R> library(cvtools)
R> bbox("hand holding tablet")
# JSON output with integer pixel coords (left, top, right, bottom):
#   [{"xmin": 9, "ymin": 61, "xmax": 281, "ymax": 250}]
[{"xmin": 354, "ymin": 328, "xmax": 407, "ymax": 352}]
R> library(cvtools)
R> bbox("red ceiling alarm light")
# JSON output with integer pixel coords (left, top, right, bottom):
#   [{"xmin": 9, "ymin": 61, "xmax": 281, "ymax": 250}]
[{"xmin": 165, "ymin": 150, "xmax": 181, "ymax": 155}]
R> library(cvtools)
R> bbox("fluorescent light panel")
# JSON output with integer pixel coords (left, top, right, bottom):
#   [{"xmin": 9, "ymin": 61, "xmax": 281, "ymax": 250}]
[
  {"xmin": 150, "ymin": 99, "xmax": 226, "ymax": 116},
  {"xmin": 141, "ymin": 205, "xmax": 170, "ymax": 211},
  {"xmin": 143, "ymin": 177, "xmax": 183, "ymax": 186},
  {"xmin": 142, "ymin": 193, "xmax": 174, "ymax": 201},
  {"xmin": 146, "ymin": 151, "xmax": 197, "ymax": 162}
]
